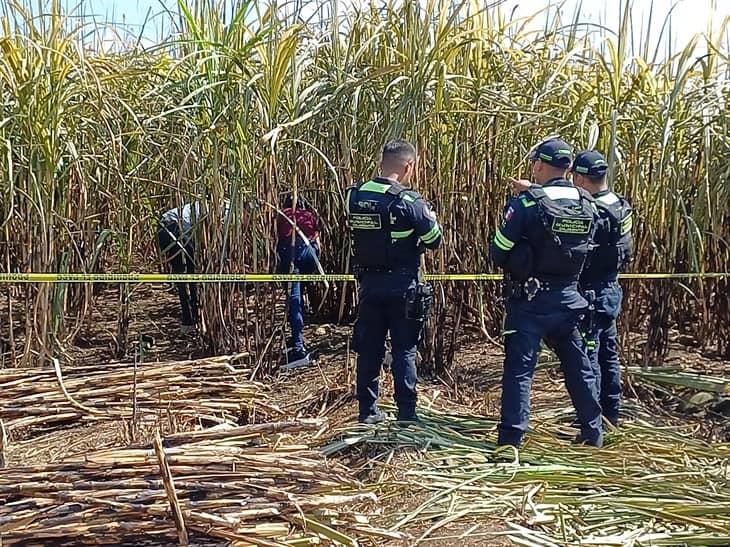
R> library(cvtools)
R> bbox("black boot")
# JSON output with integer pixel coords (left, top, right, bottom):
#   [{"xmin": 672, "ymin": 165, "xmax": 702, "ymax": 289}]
[{"xmin": 396, "ymin": 407, "xmax": 421, "ymax": 426}]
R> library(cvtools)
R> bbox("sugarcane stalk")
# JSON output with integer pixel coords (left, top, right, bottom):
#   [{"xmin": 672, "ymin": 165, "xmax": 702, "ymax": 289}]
[{"xmin": 154, "ymin": 432, "xmax": 189, "ymax": 546}]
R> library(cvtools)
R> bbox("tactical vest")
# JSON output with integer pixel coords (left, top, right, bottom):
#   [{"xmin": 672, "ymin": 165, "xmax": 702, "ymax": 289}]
[
  {"xmin": 346, "ymin": 180, "xmax": 409, "ymax": 270},
  {"xmin": 527, "ymin": 184, "xmax": 595, "ymax": 280},
  {"xmin": 593, "ymin": 192, "xmax": 633, "ymax": 272}
]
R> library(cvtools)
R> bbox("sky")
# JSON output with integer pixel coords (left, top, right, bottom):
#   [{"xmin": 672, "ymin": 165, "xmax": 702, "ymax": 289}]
[{"xmin": 61, "ymin": 0, "xmax": 728, "ymax": 54}]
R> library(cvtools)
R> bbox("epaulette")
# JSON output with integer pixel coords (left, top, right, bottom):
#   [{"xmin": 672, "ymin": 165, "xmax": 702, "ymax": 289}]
[
  {"xmin": 401, "ymin": 190, "xmax": 419, "ymax": 204},
  {"xmin": 386, "ymin": 182, "xmax": 406, "ymax": 196}
]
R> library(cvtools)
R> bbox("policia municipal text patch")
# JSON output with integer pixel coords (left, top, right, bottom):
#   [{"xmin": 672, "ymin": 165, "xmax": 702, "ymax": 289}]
[
  {"xmin": 349, "ymin": 213, "xmax": 382, "ymax": 230},
  {"xmin": 552, "ymin": 217, "xmax": 592, "ymax": 235}
]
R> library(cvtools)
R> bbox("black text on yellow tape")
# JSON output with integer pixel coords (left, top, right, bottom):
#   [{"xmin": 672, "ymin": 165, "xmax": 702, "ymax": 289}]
[{"xmin": 0, "ymin": 272, "xmax": 727, "ymax": 283}]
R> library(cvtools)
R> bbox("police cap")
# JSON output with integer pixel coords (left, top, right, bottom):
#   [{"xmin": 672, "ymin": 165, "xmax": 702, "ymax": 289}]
[
  {"xmin": 571, "ymin": 150, "xmax": 609, "ymax": 178},
  {"xmin": 529, "ymin": 138, "xmax": 573, "ymax": 168}
]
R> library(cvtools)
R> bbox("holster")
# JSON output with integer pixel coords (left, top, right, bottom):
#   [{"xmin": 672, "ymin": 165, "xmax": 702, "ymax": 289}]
[
  {"xmin": 502, "ymin": 279, "xmax": 517, "ymax": 300},
  {"xmin": 405, "ymin": 282, "xmax": 434, "ymax": 321},
  {"xmin": 502, "ymin": 274, "xmax": 525, "ymax": 300},
  {"xmin": 584, "ymin": 289, "xmax": 596, "ymax": 334}
]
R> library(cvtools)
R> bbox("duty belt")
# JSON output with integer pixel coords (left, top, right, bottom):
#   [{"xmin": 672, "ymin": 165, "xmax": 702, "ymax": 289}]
[
  {"xmin": 507, "ymin": 277, "xmax": 579, "ymax": 301},
  {"xmin": 581, "ymin": 278, "xmax": 620, "ymax": 288}
]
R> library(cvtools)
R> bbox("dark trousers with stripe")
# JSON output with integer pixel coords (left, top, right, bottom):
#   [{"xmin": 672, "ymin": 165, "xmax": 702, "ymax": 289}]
[
  {"xmin": 583, "ymin": 280, "xmax": 623, "ymax": 425},
  {"xmin": 499, "ymin": 290, "xmax": 603, "ymax": 446}
]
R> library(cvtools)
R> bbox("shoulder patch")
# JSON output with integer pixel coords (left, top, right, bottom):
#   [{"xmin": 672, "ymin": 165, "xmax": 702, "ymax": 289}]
[
  {"xmin": 519, "ymin": 196, "xmax": 536, "ymax": 208},
  {"xmin": 620, "ymin": 212, "xmax": 633, "ymax": 235}
]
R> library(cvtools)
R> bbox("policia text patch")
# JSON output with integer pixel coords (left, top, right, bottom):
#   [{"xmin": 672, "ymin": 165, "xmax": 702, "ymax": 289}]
[
  {"xmin": 552, "ymin": 217, "xmax": 592, "ymax": 235},
  {"xmin": 349, "ymin": 213, "xmax": 382, "ymax": 230}
]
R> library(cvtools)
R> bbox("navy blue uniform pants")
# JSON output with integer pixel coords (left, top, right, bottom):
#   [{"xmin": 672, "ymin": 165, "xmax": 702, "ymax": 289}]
[
  {"xmin": 583, "ymin": 281, "xmax": 623, "ymax": 425},
  {"xmin": 157, "ymin": 222, "xmax": 197, "ymax": 326},
  {"xmin": 277, "ymin": 242, "xmax": 319, "ymax": 352},
  {"xmin": 354, "ymin": 273, "xmax": 421, "ymax": 418},
  {"xmin": 499, "ymin": 292, "xmax": 603, "ymax": 446}
]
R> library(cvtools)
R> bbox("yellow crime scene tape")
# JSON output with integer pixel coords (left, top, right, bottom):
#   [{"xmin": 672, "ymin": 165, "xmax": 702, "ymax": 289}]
[{"xmin": 0, "ymin": 272, "xmax": 727, "ymax": 283}]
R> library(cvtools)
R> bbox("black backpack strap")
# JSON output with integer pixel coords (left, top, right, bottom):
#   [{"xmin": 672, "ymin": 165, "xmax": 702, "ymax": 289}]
[
  {"xmin": 595, "ymin": 194, "xmax": 631, "ymax": 235},
  {"xmin": 618, "ymin": 195, "xmax": 633, "ymax": 217},
  {"xmin": 383, "ymin": 182, "xmax": 407, "ymax": 220},
  {"xmin": 345, "ymin": 184, "xmax": 360, "ymax": 216},
  {"xmin": 386, "ymin": 182, "xmax": 406, "ymax": 197},
  {"xmin": 530, "ymin": 188, "xmax": 563, "ymax": 247},
  {"xmin": 577, "ymin": 187, "xmax": 596, "ymax": 204},
  {"xmin": 526, "ymin": 187, "xmax": 546, "ymax": 201},
  {"xmin": 577, "ymin": 187, "xmax": 593, "ymax": 199}
]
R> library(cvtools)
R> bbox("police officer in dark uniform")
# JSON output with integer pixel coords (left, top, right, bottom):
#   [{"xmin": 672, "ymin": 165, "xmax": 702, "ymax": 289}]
[
  {"xmin": 572, "ymin": 150, "xmax": 633, "ymax": 427},
  {"xmin": 347, "ymin": 140, "xmax": 443, "ymax": 424},
  {"xmin": 491, "ymin": 138, "xmax": 603, "ymax": 447}
]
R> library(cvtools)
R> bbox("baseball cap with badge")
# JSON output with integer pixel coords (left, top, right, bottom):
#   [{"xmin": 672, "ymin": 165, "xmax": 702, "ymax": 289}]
[
  {"xmin": 571, "ymin": 150, "xmax": 609, "ymax": 178},
  {"xmin": 529, "ymin": 138, "xmax": 573, "ymax": 169}
]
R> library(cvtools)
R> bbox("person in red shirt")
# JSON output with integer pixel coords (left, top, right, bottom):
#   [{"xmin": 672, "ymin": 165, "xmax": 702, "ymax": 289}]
[{"xmin": 275, "ymin": 194, "xmax": 322, "ymax": 368}]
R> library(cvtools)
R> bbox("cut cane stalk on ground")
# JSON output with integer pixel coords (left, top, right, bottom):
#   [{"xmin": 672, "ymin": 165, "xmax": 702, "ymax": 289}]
[
  {"xmin": 325, "ymin": 402, "xmax": 730, "ymax": 545},
  {"xmin": 0, "ymin": 420, "xmax": 392, "ymax": 546}
]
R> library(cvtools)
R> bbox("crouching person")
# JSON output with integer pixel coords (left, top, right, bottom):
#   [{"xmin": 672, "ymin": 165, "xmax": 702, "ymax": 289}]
[{"xmin": 158, "ymin": 199, "xmax": 230, "ymax": 334}]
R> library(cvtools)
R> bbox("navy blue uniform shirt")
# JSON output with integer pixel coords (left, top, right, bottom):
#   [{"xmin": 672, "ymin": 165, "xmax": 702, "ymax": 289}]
[
  {"xmin": 490, "ymin": 179, "xmax": 598, "ymax": 272},
  {"xmin": 350, "ymin": 177, "xmax": 443, "ymax": 273},
  {"xmin": 581, "ymin": 189, "xmax": 633, "ymax": 283}
]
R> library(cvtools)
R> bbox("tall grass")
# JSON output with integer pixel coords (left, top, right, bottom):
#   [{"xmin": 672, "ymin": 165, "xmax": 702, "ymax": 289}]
[{"xmin": 1, "ymin": 0, "xmax": 729, "ymax": 368}]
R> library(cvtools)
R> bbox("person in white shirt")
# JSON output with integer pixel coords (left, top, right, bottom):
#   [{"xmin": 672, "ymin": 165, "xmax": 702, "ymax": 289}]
[{"xmin": 157, "ymin": 200, "xmax": 230, "ymax": 333}]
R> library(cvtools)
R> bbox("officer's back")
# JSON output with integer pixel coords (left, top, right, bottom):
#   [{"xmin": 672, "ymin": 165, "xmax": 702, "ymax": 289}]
[
  {"xmin": 490, "ymin": 138, "xmax": 603, "ymax": 448},
  {"xmin": 350, "ymin": 187, "xmax": 439, "ymax": 288},
  {"xmin": 347, "ymin": 139, "xmax": 442, "ymax": 424},
  {"xmin": 572, "ymin": 149, "xmax": 634, "ymax": 427},
  {"xmin": 573, "ymin": 151, "xmax": 633, "ymax": 288},
  {"xmin": 493, "ymin": 154, "xmax": 598, "ymax": 309}
]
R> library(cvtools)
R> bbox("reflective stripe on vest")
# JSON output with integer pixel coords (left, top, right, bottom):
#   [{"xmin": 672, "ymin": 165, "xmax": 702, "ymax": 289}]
[
  {"xmin": 542, "ymin": 186, "xmax": 579, "ymax": 200},
  {"xmin": 597, "ymin": 191, "xmax": 620, "ymax": 205},
  {"xmin": 359, "ymin": 180, "xmax": 391, "ymax": 193}
]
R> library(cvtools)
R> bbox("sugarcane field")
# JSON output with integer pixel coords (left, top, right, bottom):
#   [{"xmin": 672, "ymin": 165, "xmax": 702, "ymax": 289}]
[{"xmin": 1, "ymin": 0, "xmax": 730, "ymax": 545}]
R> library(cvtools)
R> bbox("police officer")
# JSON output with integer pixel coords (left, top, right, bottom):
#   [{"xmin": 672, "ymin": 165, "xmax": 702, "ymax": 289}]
[
  {"xmin": 491, "ymin": 138, "xmax": 603, "ymax": 447},
  {"xmin": 348, "ymin": 140, "xmax": 443, "ymax": 424},
  {"xmin": 571, "ymin": 150, "xmax": 633, "ymax": 427}
]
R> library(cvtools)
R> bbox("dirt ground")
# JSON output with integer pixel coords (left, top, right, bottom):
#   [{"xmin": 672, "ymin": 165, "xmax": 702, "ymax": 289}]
[{"xmin": 2, "ymin": 282, "xmax": 729, "ymax": 545}]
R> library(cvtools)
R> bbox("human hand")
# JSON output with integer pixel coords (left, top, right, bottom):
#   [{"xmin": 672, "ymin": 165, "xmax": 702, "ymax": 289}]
[{"xmin": 509, "ymin": 178, "xmax": 533, "ymax": 196}]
